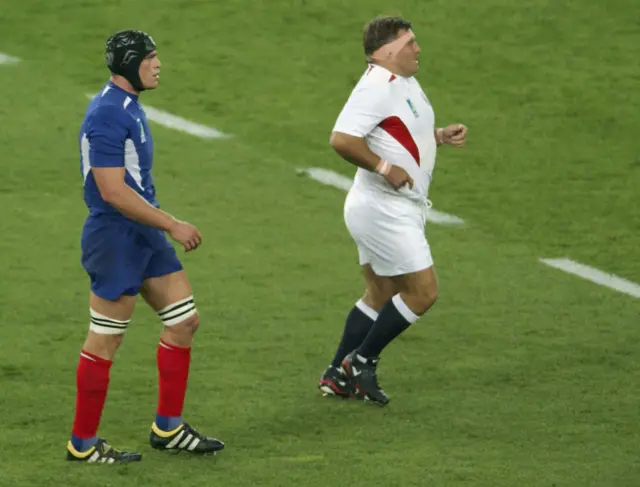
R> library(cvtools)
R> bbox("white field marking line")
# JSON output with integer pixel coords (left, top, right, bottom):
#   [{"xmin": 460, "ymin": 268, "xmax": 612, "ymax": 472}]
[
  {"xmin": 85, "ymin": 93, "xmax": 230, "ymax": 139},
  {"xmin": 540, "ymin": 258, "xmax": 640, "ymax": 299},
  {"xmin": 0, "ymin": 52, "xmax": 21, "ymax": 65},
  {"xmin": 297, "ymin": 167, "xmax": 465, "ymax": 225}
]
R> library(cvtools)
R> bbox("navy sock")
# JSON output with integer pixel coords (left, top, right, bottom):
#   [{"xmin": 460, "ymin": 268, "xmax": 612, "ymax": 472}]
[
  {"xmin": 155, "ymin": 414, "xmax": 183, "ymax": 432},
  {"xmin": 330, "ymin": 301, "xmax": 378, "ymax": 367},
  {"xmin": 70, "ymin": 434, "xmax": 98, "ymax": 452},
  {"xmin": 357, "ymin": 294, "xmax": 419, "ymax": 358}
]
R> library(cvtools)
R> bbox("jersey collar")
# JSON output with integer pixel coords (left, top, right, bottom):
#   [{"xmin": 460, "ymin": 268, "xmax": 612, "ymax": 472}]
[
  {"xmin": 107, "ymin": 80, "xmax": 140, "ymax": 101},
  {"xmin": 367, "ymin": 63, "xmax": 410, "ymax": 83}
]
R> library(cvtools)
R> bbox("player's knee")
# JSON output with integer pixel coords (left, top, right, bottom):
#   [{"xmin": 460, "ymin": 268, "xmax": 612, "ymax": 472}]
[
  {"xmin": 157, "ymin": 295, "xmax": 199, "ymax": 335},
  {"xmin": 179, "ymin": 311, "xmax": 200, "ymax": 335},
  {"xmin": 161, "ymin": 313, "xmax": 199, "ymax": 350},
  {"xmin": 86, "ymin": 309, "xmax": 129, "ymax": 359},
  {"xmin": 413, "ymin": 283, "xmax": 438, "ymax": 315}
]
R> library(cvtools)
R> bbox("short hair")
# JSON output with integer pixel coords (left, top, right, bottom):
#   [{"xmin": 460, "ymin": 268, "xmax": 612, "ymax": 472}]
[{"xmin": 363, "ymin": 16, "xmax": 413, "ymax": 58}]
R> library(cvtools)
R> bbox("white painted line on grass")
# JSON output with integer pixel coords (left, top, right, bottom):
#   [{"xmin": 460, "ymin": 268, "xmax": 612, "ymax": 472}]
[
  {"xmin": 540, "ymin": 258, "xmax": 640, "ymax": 299},
  {"xmin": 85, "ymin": 93, "xmax": 230, "ymax": 139},
  {"xmin": 301, "ymin": 167, "xmax": 351, "ymax": 191},
  {"xmin": 421, "ymin": 207, "xmax": 465, "ymax": 225},
  {"xmin": 141, "ymin": 104, "xmax": 229, "ymax": 139},
  {"xmin": 298, "ymin": 167, "xmax": 465, "ymax": 226},
  {"xmin": 0, "ymin": 52, "xmax": 21, "ymax": 65}
]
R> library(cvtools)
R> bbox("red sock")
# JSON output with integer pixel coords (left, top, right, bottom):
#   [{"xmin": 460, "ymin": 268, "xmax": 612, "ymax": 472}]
[
  {"xmin": 71, "ymin": 351, "xmax": 112, "ymax": 439},
  {"xmin": 156, "ymin": 339, "xmax": 191, "ymax": 418}
]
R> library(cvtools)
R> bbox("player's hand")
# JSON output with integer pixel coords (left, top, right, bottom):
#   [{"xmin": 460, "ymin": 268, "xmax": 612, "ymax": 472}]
[
  {"xmin": 442, "ymin": 124, "xmax": 467, "ymax": 147},
  {"xmin": 384, "ymin": 165, "xmax": 414, "ymax": 190},
  {"xmin": 168, "ymin": 220, "xmax": 202, "ymax": 252}
]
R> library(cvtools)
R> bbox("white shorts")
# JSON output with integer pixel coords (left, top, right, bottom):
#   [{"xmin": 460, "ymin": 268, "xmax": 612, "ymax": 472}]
[{"xmin": 343, "ymin": 188, "xmax": 433, "ymax": 277}]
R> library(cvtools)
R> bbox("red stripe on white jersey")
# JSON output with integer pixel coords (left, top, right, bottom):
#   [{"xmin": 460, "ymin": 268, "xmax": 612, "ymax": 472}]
[{"xmin": 378, "ymin": 116, "xmax": 420, "ymax": 166}]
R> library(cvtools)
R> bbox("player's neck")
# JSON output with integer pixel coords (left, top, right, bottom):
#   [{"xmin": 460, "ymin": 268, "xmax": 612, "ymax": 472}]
[
  {"xmin": 110, "ymin": 75, "xmax": 140, "ymax": 96},
  {"xmin": 370, "ymin": 61, "xmax": 410, "ymax": 79}
]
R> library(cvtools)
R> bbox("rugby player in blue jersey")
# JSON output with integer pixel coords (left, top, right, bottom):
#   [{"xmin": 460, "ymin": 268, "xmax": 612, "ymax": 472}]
[{"xmin": 67, "ymin": 30, "xmax": 224, "ymax": 464}]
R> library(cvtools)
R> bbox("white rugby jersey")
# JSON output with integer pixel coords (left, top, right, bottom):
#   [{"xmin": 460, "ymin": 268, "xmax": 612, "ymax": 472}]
[{"xmin": 332, "ymin": 63, "xmax": 437, "ymax": 202}]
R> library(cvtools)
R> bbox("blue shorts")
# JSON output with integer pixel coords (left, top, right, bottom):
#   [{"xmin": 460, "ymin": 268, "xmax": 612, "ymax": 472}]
[{"xmin": 81, "ymin": 214, "xmax": 183, "ymax": 301}]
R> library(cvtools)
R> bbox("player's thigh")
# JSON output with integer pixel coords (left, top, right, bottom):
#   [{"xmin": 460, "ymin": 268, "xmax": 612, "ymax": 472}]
[
  {"xmin": 82, "ymin": 222, "xmax": 150, "ymax": 356},
  {"xmin": 361, "ymin": 264, "xmax": 397, "ymax": 310},
  {"xmin": 140, "ymin": 235, "xmax": 199, "ymax": 337},
  {"xmin": 140, "ymin": 265, "xmax": 199, "ymax": 337},
  {"xmin": 90, "ymin": 291, "xmax": 137, "ymax": 320},
  {"xmin": 141, "ymin": 269, "xmax": 193, "ymax": 312},
  {"xmin": 139, "ymin": 240, "xmax": 191, "ymax": 313}
]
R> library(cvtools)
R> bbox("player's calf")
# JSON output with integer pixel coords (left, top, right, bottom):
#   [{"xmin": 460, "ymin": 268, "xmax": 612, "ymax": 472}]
[
  {"xmin": 356, "ymin": 293, "xmax": 421, "ymax": 362},
  {"xmin": 150, "ymin": 295, "xmax": 225, "ymax": 453},
  {"xmin": 347, "ymin": 269, "xmax": 437, "ymax": 405},
  {"xmin": 154, "ymin": 300, "xmax": 197, "ymax": 433},
  {"xmin": 68, "ymin": 306, "xmax": 133, "ymax": 462}
]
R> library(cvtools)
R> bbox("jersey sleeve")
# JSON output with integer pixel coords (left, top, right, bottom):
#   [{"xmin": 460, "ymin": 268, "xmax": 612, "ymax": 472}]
[
  {"xmin": 86, "ymin": 105, "xmax": 131, "ymax": 168},
  {"xmin": 332, "ymin": 83, "xmax": 391, "ymax": 137}
]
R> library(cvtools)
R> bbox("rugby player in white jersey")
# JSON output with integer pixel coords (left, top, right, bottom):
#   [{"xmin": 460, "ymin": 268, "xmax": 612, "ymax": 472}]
[{"xmin": 318, "ymin": 16, "xmax": 467, "ymax": 405}]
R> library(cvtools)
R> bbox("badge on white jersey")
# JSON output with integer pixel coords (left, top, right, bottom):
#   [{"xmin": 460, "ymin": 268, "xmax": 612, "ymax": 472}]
[{"xmin": 406, "ymin": 98, "xmax": 419, "ymax": 118}]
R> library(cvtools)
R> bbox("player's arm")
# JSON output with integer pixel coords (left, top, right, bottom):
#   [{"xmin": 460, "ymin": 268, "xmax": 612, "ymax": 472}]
[
  {"xmin": 330, "ymin": 132, "xmax": 412, "ymax": 190},
  {"xmin": 87, "ymin": 106, "xmax": 200, "ymax": 251},
  {"xmin": 329, "ymin": 132, "xmax": 381, "ymax": 172},
  {"xmin": 93, "ymin": 168, "xmax": 200, "ymax": 251},
  {"xmin": 330, "ymin": 84, "xmax": 412, "ymax": 189},
  {"xmin": 435, "ymin": 125, "xmax": 467, "ymax": 147},
  {"xmin": 92, "ymin": 167, "xmax": 176, "ymax": 230}
]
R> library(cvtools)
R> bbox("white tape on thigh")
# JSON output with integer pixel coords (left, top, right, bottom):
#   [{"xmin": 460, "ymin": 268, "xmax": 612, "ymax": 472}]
[
  {"xmin": 157, "ymin": 296, "xmax": 197, "ymax": 327},
  {"xmin": 89, "ymin": 309, "xmax": 130, "ymax": 335}
]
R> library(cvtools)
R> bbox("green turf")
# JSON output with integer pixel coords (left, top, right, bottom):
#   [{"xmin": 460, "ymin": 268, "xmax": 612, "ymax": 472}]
[{"xmin": 1, "ymin": 1, "xmax": 639, "ymax": 485}]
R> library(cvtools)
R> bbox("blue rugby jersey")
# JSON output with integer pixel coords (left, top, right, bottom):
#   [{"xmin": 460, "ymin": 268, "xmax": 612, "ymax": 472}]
[{"xmin": 79, "ymin": 81, "xmax": 158, "ymax": 217}]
